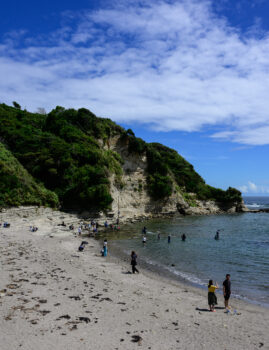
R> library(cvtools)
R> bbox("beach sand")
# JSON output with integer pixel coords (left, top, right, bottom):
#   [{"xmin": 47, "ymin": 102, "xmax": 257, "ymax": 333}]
[{"xmin": 0, "ymin": 210, "xmax": 268, "ymax": 350}]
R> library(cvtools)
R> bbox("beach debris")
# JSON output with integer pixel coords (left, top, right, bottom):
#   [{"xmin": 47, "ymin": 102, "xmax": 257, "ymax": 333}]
[
  {"xmin": 38, "ymin": 299, "xmax": 47, "ymax": 304},
  {"xmin": 259, "ymin": 343, "xmax": 264, "ymax": 348},
  {"xmin": 100, "ymin": 297, "xmax": 112, "ymax": 302},
  {"xmin": 131, "ymin": 335, "xmax": 142, "ymax": 344},
  {"xmin": 13, "ymin": 279, "xmax": 29, "ymax": 283},
  {"xmin": 78, "ymin": 317, "xmax": 91, "ymax": 324},
  {"xmin": 0, "ymin": 288, "xmax": 7, "ymax": 297},
  {"xmin": 91, "ymin": 294, "xmax": 102, "ymax": 299},
  {"xmin": 69, "ymin": 295, "xmax": 81, "ymax": 301},
  {"xmin": 30, "ymin": 319, "xmax": 39, "ymax": 325},
  {"xmin": 39, "ymin": 310, "xmax": 51, "ymax": 316},
  {"xmin": 70, "ymin": 325, "xmax": 78, "ymax": 331},
  {"xmin": 57, "ymin": 315, "xmax": 71, "ymax": 320},
  {"xmin": 6, "ymin": 283, "xmax": 20, "ymax": 289}
]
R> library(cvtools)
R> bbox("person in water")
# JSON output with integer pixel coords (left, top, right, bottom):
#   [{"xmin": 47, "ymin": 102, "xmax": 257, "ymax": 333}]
[
  {"xmin": 208, "ymin": 280, "xmax": 218, "ymax": 312},
  {"xmin": 157, "ymin": 233, "xmax": 160, "ymax": 240},
  {"xmin": 142, "ymin": 226, "xmax": 147, "ymax": 234},
  {"xmin": 181, "ymin": 234, "xmax": 186, "ymax": 241},
  {"xmin": 131, "ymin": 251, "xmax": 139, "ymax": 274},
  {"xmin": 142, "ymin": 236, "xmax": 147, "ymax": 245},
  {"xmin": 215, "ymin": 230, "xmax": 220, "ymax": 240},
  {"xmin": 168, "ymin": 234, "xmax": 171, "ymax": 243},
  {"xmin": 223, "ymin": 274, "xmax": 231, "ymax": 309}
]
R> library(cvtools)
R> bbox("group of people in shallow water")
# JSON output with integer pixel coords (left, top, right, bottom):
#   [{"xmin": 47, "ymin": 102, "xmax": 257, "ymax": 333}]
[{"xmin": 141, "ymin": 227, "xmax": 187, "ymax": 245}]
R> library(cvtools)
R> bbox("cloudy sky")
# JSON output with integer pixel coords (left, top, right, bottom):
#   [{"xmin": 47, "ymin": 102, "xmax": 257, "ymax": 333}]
[{"xmin": 1, "ymin": 0, "xmax": 269, "ymax": 195}]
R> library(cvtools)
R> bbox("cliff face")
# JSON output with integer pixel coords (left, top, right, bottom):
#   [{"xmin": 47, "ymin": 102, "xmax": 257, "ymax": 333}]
[
  {"xmin": 0, "ymin": 103, "xmax": 245, "ymax": 220},
  {"xmin": 102, "ymin": 136, "xmax": 246, "ymax": 222}
]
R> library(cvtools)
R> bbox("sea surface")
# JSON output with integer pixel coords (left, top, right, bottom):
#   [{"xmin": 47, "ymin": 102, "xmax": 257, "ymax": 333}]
[
  {"xmin": 99, "ymin": 196, "xmax": 269, "ymax": 307},
  {"xmin": 243, "ymin": 196, "xmax": 269, "ymax": 209}
]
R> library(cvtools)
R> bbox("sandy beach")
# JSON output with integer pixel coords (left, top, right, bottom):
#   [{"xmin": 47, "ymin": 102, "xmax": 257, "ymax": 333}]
[{"xmin": 0, "ymin": 209, "xmax": 268, "ymax": 350}]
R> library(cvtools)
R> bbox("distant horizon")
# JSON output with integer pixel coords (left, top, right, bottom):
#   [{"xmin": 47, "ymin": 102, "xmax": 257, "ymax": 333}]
[{"xmin": 243, "ymin": 195, "xmax": 269, "ymax": 197}]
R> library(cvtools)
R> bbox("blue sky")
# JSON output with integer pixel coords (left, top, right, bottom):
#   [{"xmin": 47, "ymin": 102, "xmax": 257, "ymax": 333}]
[{"xmin": 1, "ymin": 0, "xmax": 269, "ymax": 195}]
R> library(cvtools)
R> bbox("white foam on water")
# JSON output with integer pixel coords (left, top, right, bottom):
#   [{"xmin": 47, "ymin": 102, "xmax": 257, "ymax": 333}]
[
  {"xmin": 142, "ymin": 257, "xmax": 206, "ymax": 286},
  {"xmin": 246, "ymin": 203, "xmax": 261, "ymax": 208}
]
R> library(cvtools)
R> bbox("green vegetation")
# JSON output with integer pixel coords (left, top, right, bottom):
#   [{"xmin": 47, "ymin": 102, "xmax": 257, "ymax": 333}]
[
  {"xmin": 0, "ymin": 103, "xmax": 242, "ymax": 209},
  {"xmin": 0, "ymin": 143, "xmax": 58, "ymax": 207},
  {"xmin": 0, "ymin": 104, "xmax": 123, "ymax": 209}
]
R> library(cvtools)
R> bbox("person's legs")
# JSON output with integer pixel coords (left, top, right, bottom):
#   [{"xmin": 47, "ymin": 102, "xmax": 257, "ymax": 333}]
[
  {"xmin": 132, "ymin": 265, "xmax": 135, "ymax": 274},
  {"xmin": 224, "ymin": 295, "xmax": 230, "ymax": 308},
  {"xmin": 135, "ymin": 267, "xmax": 139, "ymax": 273}
]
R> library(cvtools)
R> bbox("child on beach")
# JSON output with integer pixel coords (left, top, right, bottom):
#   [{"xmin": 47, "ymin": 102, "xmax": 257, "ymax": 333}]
[
  {"xmin": 103, "ymin": 239, "xmax": 108, "ymax": 257},
  {"xmin": 208, "ymin": 280, "xmax": 218, "ymax": 312}
]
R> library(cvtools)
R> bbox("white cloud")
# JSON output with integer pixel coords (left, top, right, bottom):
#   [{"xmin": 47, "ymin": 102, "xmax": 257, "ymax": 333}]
[
  {"xmin": 248, "ymin": 181, "xmax": 258, "ymax": 192},
  {"xmin": 1, "ymin": 0, "xmax": 269, "ymax": 144},
  {"xmin": 239, "ymin": 181, "xmax": 269, "ymax": 194}
]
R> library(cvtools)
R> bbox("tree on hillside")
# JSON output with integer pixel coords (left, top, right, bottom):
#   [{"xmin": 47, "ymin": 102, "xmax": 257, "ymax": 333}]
[{"xmin": 12, "ymin": 101, "xmax": 21, "ymax": 109}]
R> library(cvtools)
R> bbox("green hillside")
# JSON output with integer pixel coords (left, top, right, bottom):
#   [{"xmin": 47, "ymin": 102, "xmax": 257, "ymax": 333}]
[
  {"xmin": 0, "ymin": 142, "xmax": 58, "ymax": 207},
  {"xmin": 0, "ymin": 103, "xmax": 242, "ymax": 209}
]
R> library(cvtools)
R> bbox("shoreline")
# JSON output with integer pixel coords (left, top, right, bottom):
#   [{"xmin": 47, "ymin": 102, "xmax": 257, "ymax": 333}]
[
  {"xmin": 102, "ymin": 235, "xmax": 269, "ymax": 310},
  {"xmin": 1, "ymin": 209, "xmax": 269, "ymax": 349}
]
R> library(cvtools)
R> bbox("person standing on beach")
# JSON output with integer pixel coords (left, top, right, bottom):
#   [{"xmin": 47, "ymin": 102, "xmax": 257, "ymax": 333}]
[
  {"xmin": 131, "ymin": 251, "xmax": 139, "ymax": 274},
  {"xmin": 103, "ymin": 239, "xmax": 108, "ymax": 257},
  {"xmin": 208, "ymin": 280, "xmax": 218, "ymax": 312},
  {"xmin": 223, "ymin": 274, "xmax": 231, "ymax": 309}
]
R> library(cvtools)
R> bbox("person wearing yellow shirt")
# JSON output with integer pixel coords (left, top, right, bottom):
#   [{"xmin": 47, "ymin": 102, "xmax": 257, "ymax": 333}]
[{"xmin": 208, "ymin": 280, "xmax": 219, "ymax": 312}]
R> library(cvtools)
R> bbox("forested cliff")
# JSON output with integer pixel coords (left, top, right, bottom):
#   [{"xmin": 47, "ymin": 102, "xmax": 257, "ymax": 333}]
[{"xmin": 0, "ymin": 103, "xmax": 243, "ymax": 217}]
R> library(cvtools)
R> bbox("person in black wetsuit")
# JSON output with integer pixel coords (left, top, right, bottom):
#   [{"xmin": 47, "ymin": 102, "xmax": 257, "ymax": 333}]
[
  {"xmin": 168, "ymin": 234, "xmax": 171, "ymax": 243},
  {"xmin": 142, "ymin": 226, "xmax": 147, "ymax": 234},
  {"xmin": 131, "ymin": 251, "xmax": 139, "ymax": 274},
  {"xmin": 215, "ymin": 230, "xmax": 220, "ymax": 240},
  {"xmin": 223, "ymin": 274, "xmax": 231, "ymax": 309},
  {"xmin": 181, "ymin": 234, "xmax": 186, "ymax": 241}
]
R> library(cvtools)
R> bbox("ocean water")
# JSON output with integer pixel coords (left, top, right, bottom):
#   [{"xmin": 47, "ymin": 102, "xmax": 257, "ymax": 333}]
[
  {"xmin": 99, "ymin": 197, "xmax": 269, "ymax": 307},
  {"xmin": 243, "ymin": 196, "xmax": 269, "ymax": 209}
]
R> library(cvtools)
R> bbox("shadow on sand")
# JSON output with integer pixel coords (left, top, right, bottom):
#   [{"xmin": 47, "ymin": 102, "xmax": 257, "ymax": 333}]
[{"xmin": 196, "ymin": 306, "xmax": 225, "ymax": 312}]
